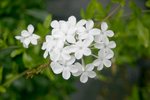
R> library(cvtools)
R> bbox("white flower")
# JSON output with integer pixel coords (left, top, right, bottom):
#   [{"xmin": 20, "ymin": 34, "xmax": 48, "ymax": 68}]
[
  {"xmin": 94, "ymin": 38, "xmax": 116, "ymax": 58},
  {"xmin": 15, "ymin": 24, "xmax": 40, "ymax": 48},
  {"xmin": 78, "ymin": 20, "xmax": 100, "ymax": 40},
  {"xmin": 68, "ymin": 36, "xmax": 93, "ymax": 59},
  {"xmin": 50, "ymin": 56, "xmax": 78, "ymax": 80},
  {"xmin": 42, "ymin": 35, "xmax": 65, "ymax": 61},
  {"xmin": 73, "ymin": 63, "xmax": 96, "ymax": 83},
  {"xmin": 94, "ymin": 22, "xmax": 114, "ymax": 43},
  {"xmin": 93, "ymin": 49, "xmax": 112, "ymax": 70}
]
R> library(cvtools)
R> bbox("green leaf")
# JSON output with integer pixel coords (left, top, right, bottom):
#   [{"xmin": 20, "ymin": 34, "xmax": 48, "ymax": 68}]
[
  {"xmin": 112, "ymin": 0, "xmax": 125, "ymax": 7},
  {"xmin": 146, "ymin": 0, "xmax": 150, "ymax": 7},
  {"xmin": 43, "ymin": 14, "xmax": 52, "ymax": 28},
  {"xmin": 0, "ymin": 66, "xmax": 3, "ymax": 83},
  {"xmin": 10, "ymin": 49, "xmax": 23, "ymax": 58},
  {"xmin": 23, "ymin": 52, "xmax": 35, "ymax": 69},
  {"xmin": 26, "ymin": 9, "xmax": 49, "ymax": 21},
  {"xmin": 0, "ymin": 86, "xmax": 6, "ymax": 93}
]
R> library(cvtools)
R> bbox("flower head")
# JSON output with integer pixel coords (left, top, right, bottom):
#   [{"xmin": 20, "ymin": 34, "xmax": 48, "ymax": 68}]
[{"xmin": 15, "ymin": 24, "xmax": 40, "ymax": 48}]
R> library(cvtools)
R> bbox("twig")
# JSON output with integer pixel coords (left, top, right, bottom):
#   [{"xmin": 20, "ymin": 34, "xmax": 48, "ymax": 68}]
[
  {"xmin": 2, "ymin": 61, "xmax": 50, "ymax": 87},
  {"xmin": 103, "ymin": 4, "xmax": 121, "ymax": 21}
]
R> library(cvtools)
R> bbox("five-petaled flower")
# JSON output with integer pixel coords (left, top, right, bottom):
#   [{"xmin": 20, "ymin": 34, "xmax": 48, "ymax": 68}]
[{"xmin": 15, "ymin": 24, "xmax": 40, "ymax": 48}]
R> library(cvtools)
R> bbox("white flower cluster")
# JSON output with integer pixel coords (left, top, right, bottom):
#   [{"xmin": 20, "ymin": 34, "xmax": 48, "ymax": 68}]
[{"xmin": 15, "ymin": 16, "xmax": 116, "ymax": 83}]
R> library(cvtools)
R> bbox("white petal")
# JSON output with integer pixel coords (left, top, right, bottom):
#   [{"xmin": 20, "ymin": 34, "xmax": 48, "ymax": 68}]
[
  {"xmin": 66, "ymin": 35, "xmax": 76, "ymax": 43},
  {"xmin": 62, "ymin": 68, "xmax": 71, "ymax": 80},
  {"xmin": 108, "ymin": 41, "xmax": 116, "ymax": 48},
  {"xmin": 94, "ymin": 43, "xmax": 104, "ymax": 49},
  {"xmin": 51, "ymin": 62, "xmax": 63, "ymax": 74},
  {"xmin": 66, "ymin": 56, "xmax": 75, "ymax": 65},
  {"xmin": 50, "ymin": 50, "xmax": 60, "ymax": 62},
  {"xmin": 32, "ymin": 34, "xmax": 40, "ymax": 39},
  {"xmin": 68, "ymin": 16, "xmax": 76, "ymax": 26},
  {"xmin": 72, "ymin": 63, "xmax": 84, "ymax": 76},
  {"xmin": 103, "ymin": 59, "xmax": 111, "ymax": 67},
  {"xmin": 60, "ymin": 22, "xmax": 68, "ymax": 33},
  {"xmin": 43, "ymin": 51, "xmax": 48, "ymax": 58},
  {"xmin": 21, "ymin": 30, "xmax": 30, "ymax": 37},
  {"xmin": 23, "ymin": 38, "xmax": 31, "ymax": 46},
  {"xmin": 86, "ymin": 64, "xmax": 94, "ymax": 71},
  {"xmin": 63, "ymin": 46, "xmax": 77, "ymax": 53},
  {"xmin": 87, "ymin": 71, "xmax": 96, "ymax": 78},
  {"xmin": 15, "ymin": 36, "xmax": 22, "ymax": 40},
  {"xmin": 83, "ymin": 48, "xmax": 91, "ymax": 56},
  {"xmin": 70, "ymin": 65, "xmax": 78, "ymax": 73},
  {"xmin": 97, "ymin": 63, "xmax": 103, "ymax": 70},
  {"xmin": 27, "ymin": 24, "xmax": 34, "ymax": 33},
  {"xmin": 101, "ymin": 22, "xmax": 108, "ymax": 31},
  {"xmin": 83, "ymin": 36, "xmax": 93, "ymax": 47},
  {"xmin": 77, "ymin": 27, "xmax": 86, "ymax": 33},
  {"xmin": 51, "ymin": 20, "xmax": 59, "ymax": 28},
  {"xmin": 80, "ymin": 73, "xmax": 88, "ymax": 83},
  {"xmin": 93, "ymin": 59, "xmax": 101, "ymax": 66},
  {"xmin": 105, "ymin": 49, "xmax": 114, "ymax": 59},
  {"xmin": 89, "ymin": 28, "xmax": 100, "ymax": 36},
  {"xmin": 31, "ymin": 39, "xmax": 37, "ymax": 45},
  {"xmin": 76, "ymin": 19, "xmax": 86, "ymax": 27},
  {"xmin": 86, "ymin": 20, "xmax": 94, "ymax": 30},
  {"xmin": 75, "ymin": 50, "xmax": 83, "ymax": 59},
  {"xmin": 105, "ymin": 30, "xmax": 114, "ymax": 37}
]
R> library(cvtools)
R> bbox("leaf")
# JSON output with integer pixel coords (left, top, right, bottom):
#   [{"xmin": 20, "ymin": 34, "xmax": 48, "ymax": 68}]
[
  {"xmin": 43, "ymin": 14, "xmax": 52, "ymax": 28},
  {"xmin": 146, "ymin": 0, "xmax": 150, "ymax": 7},
  {"xmin": 10, "ymin": 49, "xmax": 23, "ymax": 58},
  {"xmin": 0, "ymin": 66, "xmax": 3, "ymax": 83},
  {"xmin": 0, "ymin": 86, "xmax": 6, "ymax": 93},
  {"xmin": 112, "ymin": 0, "xmax": 125, "ymax": 7},
  {"xmin": 26, "ymin": 9, "xmax": 49, "ymax": 21},
  {"xmin": 23, "ymin": 52, "xmax": 35, "ymax": 69}
]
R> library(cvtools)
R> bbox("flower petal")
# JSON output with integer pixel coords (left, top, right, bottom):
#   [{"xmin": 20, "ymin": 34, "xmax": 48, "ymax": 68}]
[
  {"xmin": 43, "ymin": 51, "xmax": 48, "ymax": 58},
  {"xmin": 66, "ymin": 35, "xmax": 76, "ymax": 43},
  {"xmin": 62, "ymin": 68, "xmax": 71, "ymax": 80},
  {"xmin": 70, "ymin": 65, "xmax": 78, "ymax": 73},
  {"xmin": 76, "ymin": 19, "xmax": 86, "ymax": 27},
  {"xmin": 101, "ymin": 22, "xmax": 108, "ymax": 31},
  {"xmin": 83, "ymin": 48, "xmax": 91, "ymax": 56},
  {"xmin": 51, "ymin": 20, "xmax": 59, "ymax": 28},
  {"xmin": 94, "ymin": 43, "xmax": 104, "ymax": 49},
  {"xmin": 87, "ymin": 71, "xmax": 96, "ymax": 78},
  {"xmin": 80, "ymin": 73, "xmax": 88, "ymax": 83},
  {"xmin": 31, "ymin": 39, "xmax": 37, "ymax": 45},
  {"xmin": 97, "ymin": 63, "xmax": 103, "ymax": 70},
  {"xmin": 68, "ymin": 16, "xmax": 76, "ymax": 26},
  {"xmin": 21, "ymin": 30, "xmax": 30, "ymax": 37},
  {"xmin": 89, "ymin": 28, "xmax": 100, "ymax": 36},
  {"xmin": 75, "ymin": 50, "xmax": 83, "ymax": 59},
  {"xmin": 86, "ymin": 20, "xmax": 94, "ymax": 30},
  {"xmin": 108, "ymin": 41, "xmax": 116, "ymax": 48},
  {"xmin": 103, "ymin": 59, "xmax": 111, "ymax": 67},
  {"xmin": 27, "ymin": 24, "xmax": 34, "ymax": 33},
  {"xmin": 105, "ymin": 30, "xmax": 114, "ymax": 37},
  {"xmin": 93, "ymin": 59, "xmax": 101, "ymax": 66},
  {"xmin": 86, "ymin": 64, "xmax": 94, "ymax": 71},
  {"xmin": 51, "ymin": 62, "xmax": 63, "ymax": 74}
]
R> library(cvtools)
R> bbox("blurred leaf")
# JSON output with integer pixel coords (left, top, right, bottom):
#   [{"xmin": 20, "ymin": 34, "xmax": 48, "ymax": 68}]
[
  {"xmin": 112, "ymin": 0, "xmax": 125, "ymax": 7},
  {"xmin": 0, "ymin": 66, "xmax": 3, "ymax": 83},
  {"xmin": 10, "ymin": 49, "xmax": 23, "ymax": 58},
  {"xmin": 26, "ymin": 9, "xmax": 49, "ymax": 21},
  {"xmin": 23, "ymin": 52, "xmax": 35, "ymax": 69},
  {"xmin": 0, "ymin": 86, "xmax": 6, "ymax": 93},
  {"xmin": 146, "ymin": 0, "xmax": 150, "ymax": 7},
  {"xmin": 43, "ymin": 14, "xmax": 52, "ymax": 28}
]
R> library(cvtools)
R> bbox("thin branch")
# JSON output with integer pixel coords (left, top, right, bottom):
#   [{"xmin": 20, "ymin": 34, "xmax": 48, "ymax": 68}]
[
  {"xmin": 103, "ymin": 4, "xmax": 121, "ymax": 21},
  {"xmin": 2, "ymin": 61, "xmax": 50, "ymax": 87}
]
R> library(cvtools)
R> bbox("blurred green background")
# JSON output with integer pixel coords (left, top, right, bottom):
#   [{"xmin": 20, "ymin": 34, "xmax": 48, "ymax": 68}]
[{"xmin": 0, "ymin": 0, "xmax": 150, "ymax": 100}]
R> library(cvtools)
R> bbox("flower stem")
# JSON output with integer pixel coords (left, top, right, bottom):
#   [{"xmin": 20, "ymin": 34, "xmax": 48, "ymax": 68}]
[{"xmin": 91, "ymin": 54, "xmax": 99, "ymax": 59}]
